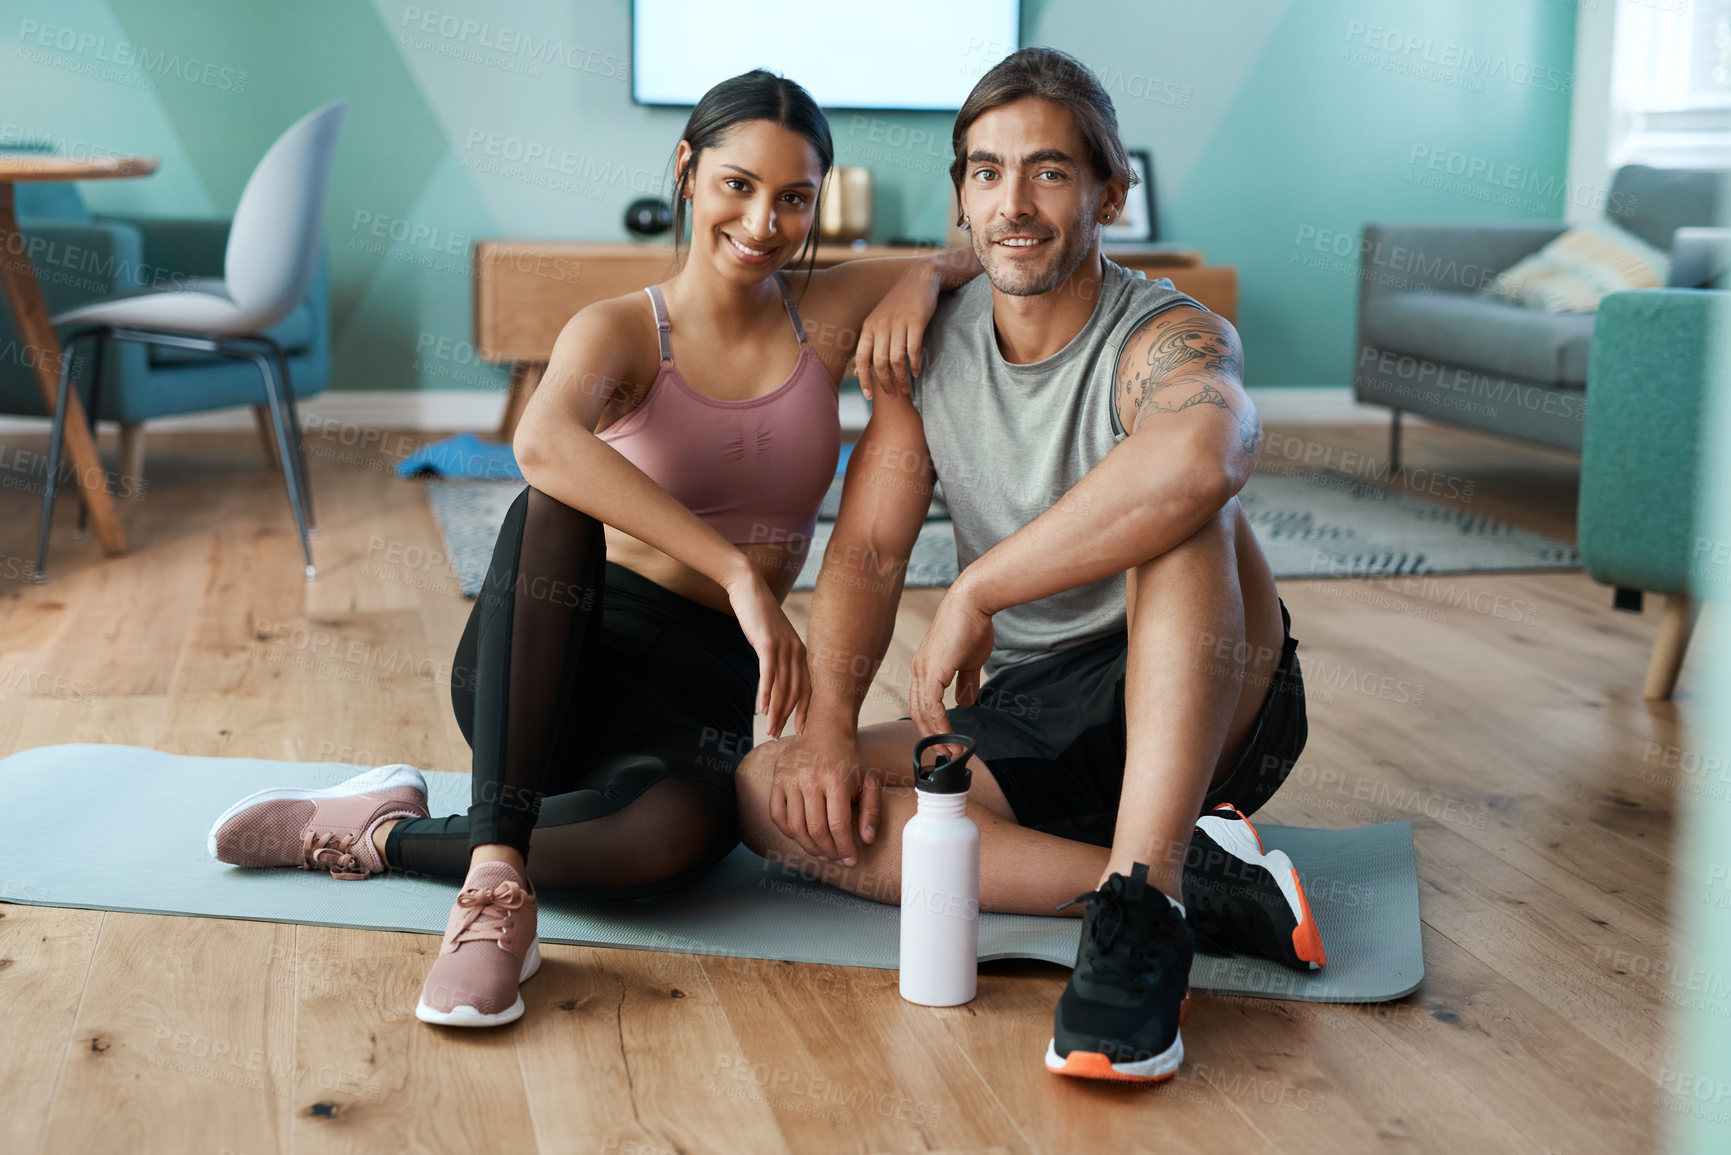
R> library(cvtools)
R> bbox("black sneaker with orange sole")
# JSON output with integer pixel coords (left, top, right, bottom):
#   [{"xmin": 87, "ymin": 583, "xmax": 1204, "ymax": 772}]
[
  {"xmin": 1182, "ymin": 803, "xmax": 1327, "ymax": 972},
  {"xmin": 1046, "ymin": 862, "xmax": 1192, "ymax": 1084}
]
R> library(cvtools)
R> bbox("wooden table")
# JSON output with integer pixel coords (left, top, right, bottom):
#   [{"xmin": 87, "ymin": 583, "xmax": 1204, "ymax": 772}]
[
  {"xmin": 0, "ymin": 156, "xmax": 158, "ymax": 553},
  {"xmin": 472, "ymin": 241, "xmax": 1238, "ymax": 442}
]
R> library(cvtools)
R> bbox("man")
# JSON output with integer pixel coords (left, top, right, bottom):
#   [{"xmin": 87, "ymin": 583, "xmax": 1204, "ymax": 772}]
[{"xmin": 735, "ymin": 47, "xmax": 1322, "ymax": 1084}]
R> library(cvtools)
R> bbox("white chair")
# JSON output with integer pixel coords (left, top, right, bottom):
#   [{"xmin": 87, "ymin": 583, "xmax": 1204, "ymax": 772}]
[{"xmin": 37, "ymin": 99, "xmax": 347, "ymax": 582}]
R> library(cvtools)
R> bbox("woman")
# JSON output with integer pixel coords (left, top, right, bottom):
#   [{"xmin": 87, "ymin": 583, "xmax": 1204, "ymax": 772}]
[{"xmin": 205, "ymin": 69, "xmax": 979, "ymax": 1027}]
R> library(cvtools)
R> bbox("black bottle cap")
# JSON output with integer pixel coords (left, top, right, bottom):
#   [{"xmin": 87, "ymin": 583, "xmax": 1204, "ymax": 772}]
[{"xmin": 912, "ymin": 733, "xmax": 976, "ymax": 794}]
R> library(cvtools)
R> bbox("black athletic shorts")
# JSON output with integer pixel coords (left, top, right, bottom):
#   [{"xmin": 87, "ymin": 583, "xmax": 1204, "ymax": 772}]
[
  {"xmin": 580, "ymin": 561, "xmax": 761, "ymax": 792},
  {"xmin": 929, "ymin": 599, "xmax": 1307, "ymax": 847},
  {"xmin": 452, "ymin": 557, "xmax": 760, "ymax": 817}
]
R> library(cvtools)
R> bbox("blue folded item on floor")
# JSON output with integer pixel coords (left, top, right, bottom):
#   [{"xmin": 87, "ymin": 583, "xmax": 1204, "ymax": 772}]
[
  {"xmin": 396, "ymin": 431, "xmax": 524, "ymax": 480},
  {"xmin": 400, "ymin": 429, "xmax": 839, "ymax": 485}
]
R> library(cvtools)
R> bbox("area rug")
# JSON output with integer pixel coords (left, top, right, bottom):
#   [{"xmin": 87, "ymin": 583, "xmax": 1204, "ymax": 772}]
[{"xmin": 425, "ymin": 468, "xmax": 1578, "ymax": 598}]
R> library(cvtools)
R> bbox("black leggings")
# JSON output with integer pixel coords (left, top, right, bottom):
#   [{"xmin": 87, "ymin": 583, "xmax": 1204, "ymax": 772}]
[{"xmin": 383, "ymin": 485, "xmax": 759, "ymax": 898}]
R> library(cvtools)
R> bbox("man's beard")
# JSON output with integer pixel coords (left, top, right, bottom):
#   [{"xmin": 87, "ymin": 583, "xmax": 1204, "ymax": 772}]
[{"xmin": 973, "ymin": 213, "xmax": 1091, "ymax": 297}]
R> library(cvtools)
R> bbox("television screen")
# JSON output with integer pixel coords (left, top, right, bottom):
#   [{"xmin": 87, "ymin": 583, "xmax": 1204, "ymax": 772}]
[{"xmin": 632, "ymin": 0, "xmax": 1021, "ymax": 110}]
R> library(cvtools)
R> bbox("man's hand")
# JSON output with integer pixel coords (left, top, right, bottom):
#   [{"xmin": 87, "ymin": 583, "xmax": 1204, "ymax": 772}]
[
  {"xmin": 908, "ymin": 576, "xmax": 996, "ymax": 758},
  {"xmin": 765, "ymin": 730, "xmax": 882, "ymax": 866}
]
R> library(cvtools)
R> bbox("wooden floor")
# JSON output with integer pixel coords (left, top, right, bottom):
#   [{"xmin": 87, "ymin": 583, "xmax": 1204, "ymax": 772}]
[{"xmin": 0, "ymin": 416, "xmax": 1695, "ymax": 1154}]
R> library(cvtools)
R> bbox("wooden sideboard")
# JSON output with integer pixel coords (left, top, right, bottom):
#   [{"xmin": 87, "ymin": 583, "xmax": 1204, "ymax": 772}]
[{"xmin": 472, "ymin": 241, "xmax": 1238, "ymax": 440}]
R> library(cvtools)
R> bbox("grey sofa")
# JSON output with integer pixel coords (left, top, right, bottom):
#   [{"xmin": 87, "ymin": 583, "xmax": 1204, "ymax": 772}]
[{"xmin": 1354, "ymin": 165, "xmax": 1727, "ymax": 462}]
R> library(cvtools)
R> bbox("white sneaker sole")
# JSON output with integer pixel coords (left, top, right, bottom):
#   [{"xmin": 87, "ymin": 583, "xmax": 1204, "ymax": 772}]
[
  {"xmin": 1044, "ymin": 1030, "xmax": 1184, "ymax": 1082},
  {"xmin": 414, "ymin": 939, "xmax": 543, "ymax": 1027},
  {"xmin": 206, "ymin": 763, "xmax": 428, "ymax": 859}
]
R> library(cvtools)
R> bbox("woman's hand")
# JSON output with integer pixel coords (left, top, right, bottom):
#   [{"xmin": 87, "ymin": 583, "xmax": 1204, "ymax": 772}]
[
  {"xmin": 723, "ymin": 565, "xmax": 811, "ymax": 739},
  {"xmin": 854, "ymin": 261, "xmax": 942, "ymax": 401}
]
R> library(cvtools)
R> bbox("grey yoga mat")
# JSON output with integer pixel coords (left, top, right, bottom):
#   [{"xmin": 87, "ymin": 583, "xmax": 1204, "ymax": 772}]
[{"xmin": 0, "ymin": 744, "xmax": 1423, "ymax": 1002}]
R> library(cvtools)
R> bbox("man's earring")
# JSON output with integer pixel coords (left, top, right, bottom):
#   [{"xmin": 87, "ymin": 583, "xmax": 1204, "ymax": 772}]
[{"xmin": 1104, "ymin": 210, "xmax": 1116, "ymax": 222}]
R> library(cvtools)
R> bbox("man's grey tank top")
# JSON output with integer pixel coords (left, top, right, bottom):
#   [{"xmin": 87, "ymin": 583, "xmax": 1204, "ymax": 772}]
[{"xmin": 910, "ymin": 257, "xmax": 1208, "ymax": 678}]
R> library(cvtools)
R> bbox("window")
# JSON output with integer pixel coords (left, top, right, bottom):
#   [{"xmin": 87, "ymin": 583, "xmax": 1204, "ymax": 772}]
[{"xmin": 1611, "ymin": 0, "xmax": 1731, "ymax": 167}]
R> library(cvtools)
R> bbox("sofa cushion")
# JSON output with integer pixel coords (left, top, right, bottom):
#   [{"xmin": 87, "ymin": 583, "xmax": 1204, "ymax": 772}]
[
  {"xmin": 1477, "ymin": 218, "xmax": 1669, "ymax": 313},
  {"xmin": 146, "ymin": 299, "xmax": 316, "ymax": 366},
  {"xmin": 1363, "ymin": 291, "xmax": 1596, "ymax": 386}
]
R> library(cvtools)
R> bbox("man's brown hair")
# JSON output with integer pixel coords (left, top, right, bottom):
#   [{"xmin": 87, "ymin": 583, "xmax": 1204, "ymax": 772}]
[{"xmin": 949, "ymin": 47, "xmax": 1137, "ymax": 227}]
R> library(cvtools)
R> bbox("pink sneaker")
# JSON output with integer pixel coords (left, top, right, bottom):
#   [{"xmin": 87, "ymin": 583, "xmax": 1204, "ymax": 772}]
[
  {"xmin": 206, "ymin": 764, "xmax": 429, "ymax": 880},
  {"xmin": 415, "ymin": 860, "xmax": 541, "ymax": 1027}
]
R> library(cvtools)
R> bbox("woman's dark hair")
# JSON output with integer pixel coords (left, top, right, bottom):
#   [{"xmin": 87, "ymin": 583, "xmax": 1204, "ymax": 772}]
[
  {"xmin": 948, "ymin": 47, "xmax": 1135, "ymax": 228},
  {"xmin": 669, "ymin": 69, "xmax": 834, "ymax": 289}
]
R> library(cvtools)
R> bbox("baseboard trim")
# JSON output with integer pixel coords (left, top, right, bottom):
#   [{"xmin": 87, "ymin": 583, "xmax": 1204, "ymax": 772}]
[
  {"xmin": 0, "ymin": 390, "xmax": 511, "ymax": 436},
  {"xmin": 1245, "ymin": 386, "xmax": 1395, "ymax": 424},
  {"xmin": 0, "ymin": 385, "xmax": 1388, "ymax": 434}
]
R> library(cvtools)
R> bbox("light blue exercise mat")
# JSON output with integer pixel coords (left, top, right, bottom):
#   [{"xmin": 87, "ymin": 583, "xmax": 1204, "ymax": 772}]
[{"xmin": 0, "ymin": 744, "xmax": 1422, "ymax": 1002}]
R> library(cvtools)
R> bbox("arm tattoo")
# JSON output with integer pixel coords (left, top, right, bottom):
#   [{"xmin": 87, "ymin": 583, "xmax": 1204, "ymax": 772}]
[
  {"xmin": 1144, "ymin": 323, "xmax": 1240, "ymax": 378},
  {"xmin": 1236, "ymin": 404, "xmax": 1261, "ymax": 455},
  {"xmin": 1169, "ymin": 383, "xmax": 1227, "ymax": 411},
  {"xmin": 1120, "ymin": 313, "xmax": 1259, "ymax": 456}
]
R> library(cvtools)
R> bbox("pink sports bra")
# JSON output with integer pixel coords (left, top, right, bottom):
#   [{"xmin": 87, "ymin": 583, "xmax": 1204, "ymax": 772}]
[{"xmin": 596, "ymin": 273, "xmax": 841, "ymax": 545}]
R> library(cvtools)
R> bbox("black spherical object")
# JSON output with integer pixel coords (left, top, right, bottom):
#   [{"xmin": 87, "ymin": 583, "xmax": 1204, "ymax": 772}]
[{"xmin": 625, "ymin": 197, "xmax": 673, "ymax": 237}]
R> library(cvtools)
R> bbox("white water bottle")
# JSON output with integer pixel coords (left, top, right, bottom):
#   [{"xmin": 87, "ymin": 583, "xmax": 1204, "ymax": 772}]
[{"xmin": 899, "ymin": 733, "xmax": 981, "ymax": 1007}]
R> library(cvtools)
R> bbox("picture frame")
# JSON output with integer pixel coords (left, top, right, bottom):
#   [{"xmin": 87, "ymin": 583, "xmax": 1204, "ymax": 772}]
[{"xmin": 1102, "ymin": 148, "xmax": 1157, "ymax": 244}]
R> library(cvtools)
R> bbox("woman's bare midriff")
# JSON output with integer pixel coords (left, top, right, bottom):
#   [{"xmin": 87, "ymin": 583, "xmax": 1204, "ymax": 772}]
[{"xmin": 603, "ymin": 525, "xmax": 813, "ymax": 616}]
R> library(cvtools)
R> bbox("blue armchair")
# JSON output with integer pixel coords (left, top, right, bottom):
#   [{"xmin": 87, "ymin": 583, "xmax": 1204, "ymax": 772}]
[
  {"xmin": 1577, "ymin": 288, "xmax": 1731, "ymax": 699},
  {"xmin": 0, "ymin": 150, "xmax": 331, "ymax": 515}
]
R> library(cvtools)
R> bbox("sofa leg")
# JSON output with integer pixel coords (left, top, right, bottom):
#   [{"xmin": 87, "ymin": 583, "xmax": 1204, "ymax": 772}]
[
  {"xmin": 119, "ymin": 421, "xmax": 145, "ymax": 492},
  {"xmin": 1388, "ymin": 408, "xmax": 1402, "ymax": 471},
  {"xmin": 252, "ymin": 403, "xmax": 283, "ymax": 471},
  {"xmin": 1644, "ymin": 594, "xmax": 1701, "ymax": 701}
]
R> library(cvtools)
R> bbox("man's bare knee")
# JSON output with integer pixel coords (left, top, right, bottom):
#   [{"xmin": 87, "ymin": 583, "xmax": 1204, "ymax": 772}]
[
  {"xmin": 1140, "ymin": 501, "xmax": 1235, "ymax": 576},
  {"xmin": 736, "ymin": 741, "xmax": 775, "ymax": 785},
  {"xmin": 733, "ymin": 743, "xmax": 779, "ymax": 854}
]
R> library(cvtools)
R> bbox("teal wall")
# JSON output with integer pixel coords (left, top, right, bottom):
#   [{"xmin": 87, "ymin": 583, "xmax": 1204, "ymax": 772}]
[{"xmin": 0, "ymin": 0, "xmax": 1576, "ymax": 391}]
